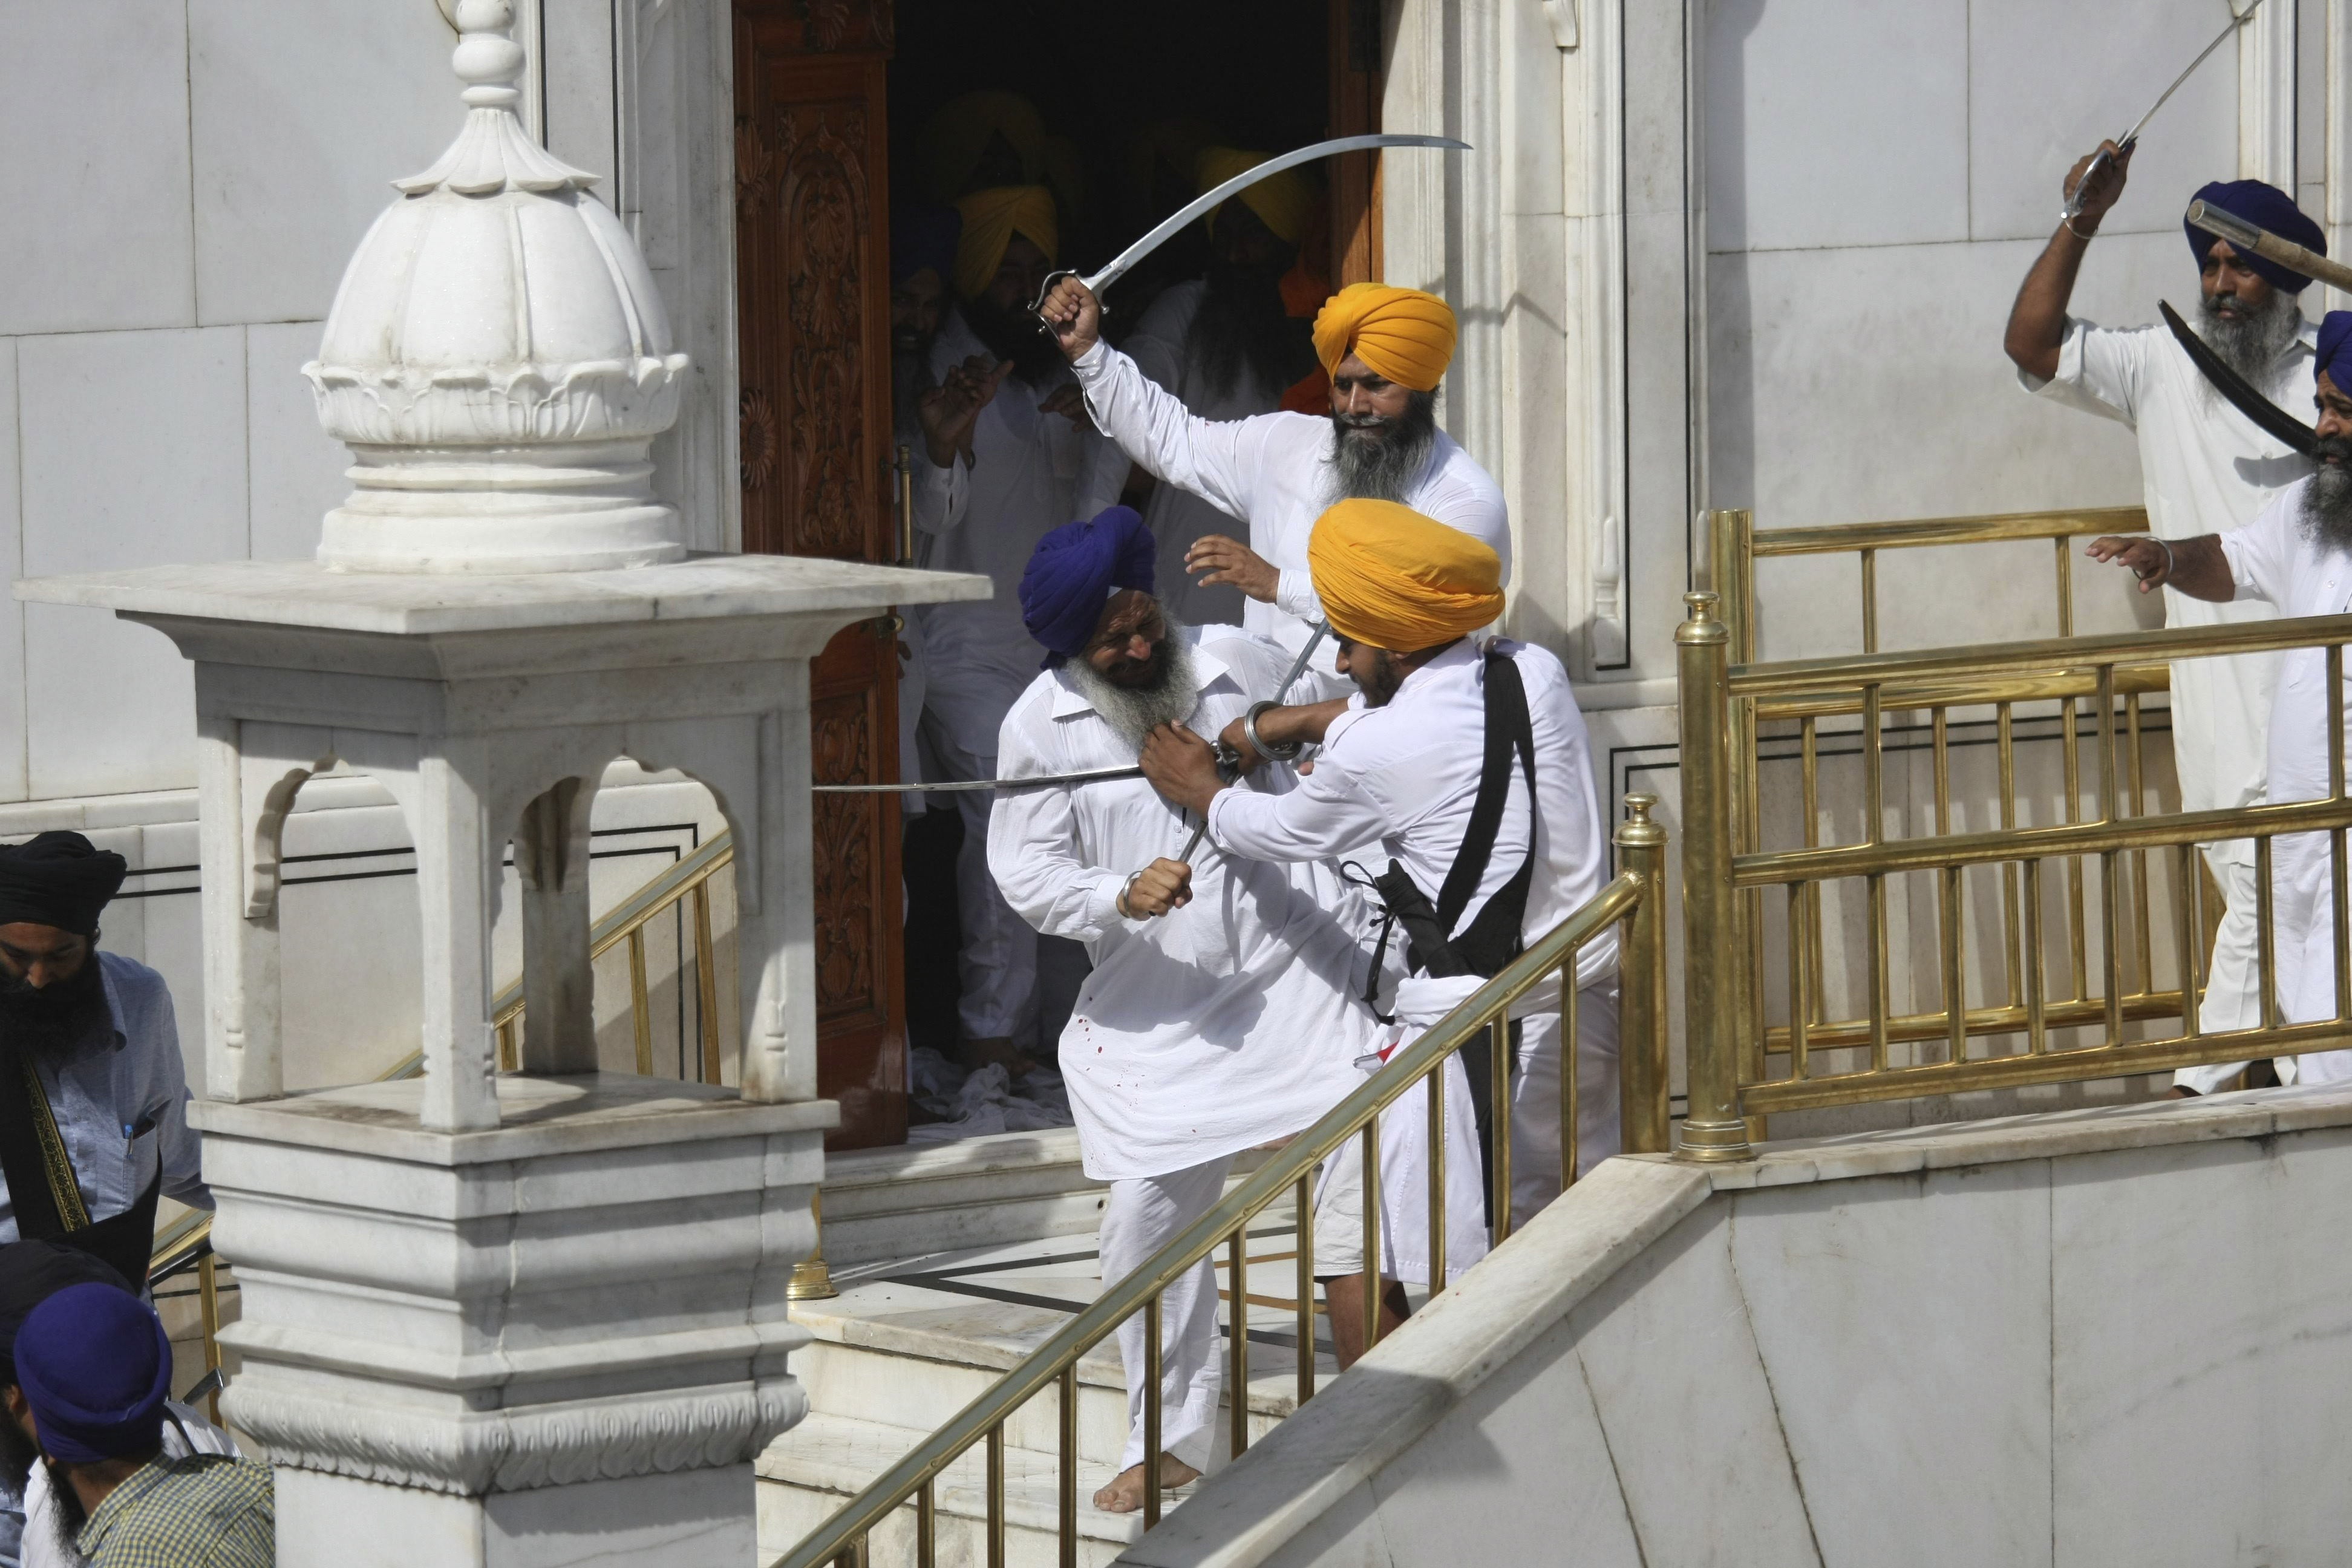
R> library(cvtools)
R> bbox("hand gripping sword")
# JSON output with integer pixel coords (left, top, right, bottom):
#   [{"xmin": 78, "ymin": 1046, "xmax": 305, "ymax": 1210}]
[
  {"xmin": 1169, "ymin": 621, "xmax": 1332, "ymax": 869},
  {"xmin": 1029, "ymin": 132, "xmax": 1471, "ymax": 322}
]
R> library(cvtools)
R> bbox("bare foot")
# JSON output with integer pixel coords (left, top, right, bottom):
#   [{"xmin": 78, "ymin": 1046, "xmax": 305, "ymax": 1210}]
[{"xmin": 1091, "ymin": 1455, "xmax": 1201, "ymax": 1513}]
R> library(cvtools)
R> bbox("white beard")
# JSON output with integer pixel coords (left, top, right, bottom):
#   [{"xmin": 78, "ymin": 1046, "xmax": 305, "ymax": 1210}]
[{"xmin": 1063, "ymin": 618, "xmax": 1202, "ymax": 752}]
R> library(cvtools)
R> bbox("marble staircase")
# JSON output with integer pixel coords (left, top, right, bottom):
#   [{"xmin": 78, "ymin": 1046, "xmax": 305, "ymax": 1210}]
[{"xmin": 759, "ymin": 1166, "xmax": 1339, "ymax": 1567}]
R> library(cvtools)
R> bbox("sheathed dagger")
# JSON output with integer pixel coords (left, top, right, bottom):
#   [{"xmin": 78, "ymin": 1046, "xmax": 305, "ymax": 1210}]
[{"xmin": 1030, "ymin": 132, "xmax": 1471, "ymax": 318}]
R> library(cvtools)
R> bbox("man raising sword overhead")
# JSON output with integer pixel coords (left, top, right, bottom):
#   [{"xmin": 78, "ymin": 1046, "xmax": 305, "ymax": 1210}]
[{"xmin": 2004, "ymin": 149, "xmax": 2324, "ymax": 1094}]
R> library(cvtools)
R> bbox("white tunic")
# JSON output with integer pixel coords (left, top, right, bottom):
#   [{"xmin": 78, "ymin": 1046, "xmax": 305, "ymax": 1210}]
[
  {"xmin": 2024, "ymin": 314, "xmax": 2316, "ymax": 829},
  {"xmin": 986, "ymin": 628, "xmax": 1381, "ymax": 1180},
  {"xmin": 1068, "ymin": 337, "xmax": 1511, "ymax": 679},
  {"xmin": 1204, "ymin": 638, "xmax": 1617, "ymax": 990},
  {"xmin": 2218, "ymin": 480, "xmax": 2352, "ymax": 1080},
  {"xmin": 1074, "ymin": 281, "xmax": 1283, "ymax": 629}
]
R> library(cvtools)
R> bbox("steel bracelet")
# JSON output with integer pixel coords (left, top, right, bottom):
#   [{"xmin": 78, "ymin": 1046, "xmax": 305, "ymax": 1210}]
[{"xmin": 1244, "ymin": 700, "xmax": 1303, "ymax": 763}]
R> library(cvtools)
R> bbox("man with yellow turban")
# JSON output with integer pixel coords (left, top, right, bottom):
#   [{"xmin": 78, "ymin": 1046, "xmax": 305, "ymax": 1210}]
[
  {"xmin": 913, "ymin": 179, "xmax": 1106, "ymax": 1075},
  {"xmin": 1137, "ymin": 498, "xmax": 1619, "ymax": 1361},
  {"xmin": 1043, "ymin": 271, "xmax": 1508, "ymax": 700},
  {"xmin": 1074, "ymin": 148, "xmax": 1324, "ymax": 628}
]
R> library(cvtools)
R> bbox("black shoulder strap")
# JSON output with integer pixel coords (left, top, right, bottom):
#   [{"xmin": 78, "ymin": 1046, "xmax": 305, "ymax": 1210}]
[
  {"xmin": 1434, "ymin": 652, "xmax": 1538, "ymax": 933},
  {"xmin": 0, "ymin": 1051, "xmax": 90, "ymax": 1242}
]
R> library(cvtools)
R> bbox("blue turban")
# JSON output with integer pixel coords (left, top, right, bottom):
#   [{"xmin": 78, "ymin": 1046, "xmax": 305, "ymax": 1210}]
[
  {"xmin": 2187, "ymin": 180, "xmax": 2326, "ymax": 294},
  {"xmin": 891, "ymin": 202, "xmax": 961, "ymax": 289},
  {"xmin": 2319, "ymin": 312, "xmax": 2352, "ymax": 397},
  {"xmin": 16, "ymin": 1282, "xmax": 172, "ymax": 1463},
  {"xmin": 1019, "ymin": 506, "xmax": 1155, "ymax": 667}
]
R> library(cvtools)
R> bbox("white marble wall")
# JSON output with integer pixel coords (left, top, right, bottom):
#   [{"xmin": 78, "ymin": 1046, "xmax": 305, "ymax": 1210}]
[{"xmin": 1132, "ymin": 1092, "xmax": 2352, "ymax": 1568}]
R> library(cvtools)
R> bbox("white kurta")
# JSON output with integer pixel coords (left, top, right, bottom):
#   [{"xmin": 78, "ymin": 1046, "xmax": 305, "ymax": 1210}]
[
  {"xmin": 986, "ymin": 628, "xmax": 1381, "ymax": 1180},
  {"xmin": 2025, "ymin": 312, "xmax": 2316, "ymax": 1089},
  {"xmin": 1207, "ymin": 637, "xmax": 1620, "ymax": 1243},
  {"xmin": 1069, "ymin": 336, "xmax": 1511, "ymax": 690},
  {"xmin": 1076, "ymin": 281, "xmax": 1282, "ymax": 629},
  {"xmin": 2218, "ymin": 480, "xmax": 2352, "ymax": 1082}
]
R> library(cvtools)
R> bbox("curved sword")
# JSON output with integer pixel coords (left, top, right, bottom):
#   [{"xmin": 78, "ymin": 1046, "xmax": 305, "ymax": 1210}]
[
  {"xmin": 1030, "ymin": 132, "xmax": 1471, "ymax": 315},
  {"xmin": 2157, "ymin": 299, "xmax": 2318, "ymax": 456}
]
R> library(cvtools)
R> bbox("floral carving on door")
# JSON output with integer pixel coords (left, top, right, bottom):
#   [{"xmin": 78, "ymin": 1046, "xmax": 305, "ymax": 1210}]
[
  {"xmin": 810, "ymin": 692, "xmax": 877, "ymax": 1014},
  {"xmin": 776, "ymin": 108, "xmax": 868, "ymax": 559}
]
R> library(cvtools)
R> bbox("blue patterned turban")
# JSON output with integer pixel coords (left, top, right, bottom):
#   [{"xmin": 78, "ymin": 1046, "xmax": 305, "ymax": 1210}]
[
  {"xmin": 2187, "ymin": 180, "xmax": 2326, "ymax": 293},
  {"xmin": 1019, "ymin": 506, "xmax": 1155, "ymax": 667}
]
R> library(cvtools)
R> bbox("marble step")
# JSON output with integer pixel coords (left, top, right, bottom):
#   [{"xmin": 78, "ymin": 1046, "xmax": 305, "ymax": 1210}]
[{"xmin": 760, "ymin": 1411, "xmax": 1167, "ymax": 1567}]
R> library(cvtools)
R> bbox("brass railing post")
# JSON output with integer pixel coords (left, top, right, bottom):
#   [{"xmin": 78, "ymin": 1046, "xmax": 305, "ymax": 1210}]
[
  {"xmin": 1676, "ymin": 593, "xmax": 1754, "ymax": 1161},
  {"xmin": 1615, "ymin": 792, "xmax": 1671, "ymax": 1154},
  {"xmin": 789, "ymin": 1189, "xmax": 838, "ymax": 1300}
]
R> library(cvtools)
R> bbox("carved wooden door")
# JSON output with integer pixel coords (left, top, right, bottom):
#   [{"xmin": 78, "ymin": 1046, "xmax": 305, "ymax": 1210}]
[{"xmin": 733, "ymin": 0, "xmax": 905, "ymax": 1149}]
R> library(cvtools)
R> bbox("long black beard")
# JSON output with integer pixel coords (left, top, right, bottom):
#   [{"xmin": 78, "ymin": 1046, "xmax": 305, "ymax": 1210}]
[
  {"xmin": 1187, "ymin": 261, "xmax": 1312, "ymax": 405},
  {"xmin": 959, "ymin": 295, "xmax": 1065, "ymax": 387},
  {"xmin": 0, "ymin": 959, "xmax": 110, "ymax": 1059},
  {"xmin": 0, "ymin": 1412, "xmax": 34, "ymax": 1494},
  {"xmin": 1328, "ymin": 391, "xmax": 1440, "ymax": 504},
  {"xmin": 1063, "ymin": 615, "xmax": 1201, "ymax": 751},
  {"xmin": 2300, "ymin": 440, "xmax": 2352, "ymax": 554},
  {"xmin": 2197, "ymin": 289, "xmax": 2303, "ymax": 393},
  {"xmin": 43, "ymin": 1457, "xmax": 86, "ymax": 1550},
  {"xmin": 892, "ymin": 346, "xmax": 935, "ymax": 439}
]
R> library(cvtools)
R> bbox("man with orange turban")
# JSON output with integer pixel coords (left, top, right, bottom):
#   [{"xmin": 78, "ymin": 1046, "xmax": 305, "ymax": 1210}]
[
  {"xmin": 1075, "ymin": 148, "xmax": 1325, "ymax": 628},
  {"xmin": 1137, "ymin": 498, "xmax": 1618, "ymax": 1361},
  {"xmin": 914, "ymin": 179, "xmax": 1105, "ymax": 1074},
  {"xmin": 1042, "ymin": 272, "xmax": 1508, "ymax": 700}
]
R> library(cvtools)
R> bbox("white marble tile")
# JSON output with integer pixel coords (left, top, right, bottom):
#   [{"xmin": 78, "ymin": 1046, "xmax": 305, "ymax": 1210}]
[
  {"xmin": 0, "ymin": 342, "xmax": 25, "ymax": 803},
  {"xmin": 2051, "ymin": 1128, "xmax": 2352, "ymax": 1565},
  {"xmin": 1731, "ymin": 1164, "xmax": 2053, "ymax": 1568},
  {"xmin": 18, "ymin": 326, "xmax": 246, "ymax": 799},
  {"xmin": 1705, "ymin": 0, "xmax": 1968, "ymax": 253},
  {"xmin": 1367, "ymin": 1319, "xmax": 1644, "ymax": 1568},
  {"xmin": 0, "ymin": 2, "xmax": 195, "ymax": 335},
  {"xmin": 1572, "ymin": 1205, "xmax": 1823, "ymax": 1567},
  {"xmin": 187, "ymin": 0, "xmax": 463, "ymax": 325},
  {"xmin": 1968, "ymin": 0, "xmax": 2241, "ymax": 246},
  {"xmin": 245, "ymin": 320, "xmax": 343, "ymax": 562},
  {"xmin": 541, "ymin": 0, "xmax": 619, "ymax": 191}
]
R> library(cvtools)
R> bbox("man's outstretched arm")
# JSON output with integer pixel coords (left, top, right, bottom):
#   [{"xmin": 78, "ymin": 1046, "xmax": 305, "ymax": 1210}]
[
  {"xmin": 2005, "ymin": 140, "xmax": 2134, "ymax": 380},
  {"xmin": 2085, "ymin": 533, "xmax": 2235, "ymax": 601}
]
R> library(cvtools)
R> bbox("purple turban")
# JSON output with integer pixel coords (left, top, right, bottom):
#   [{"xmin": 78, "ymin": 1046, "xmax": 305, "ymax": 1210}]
[
  {"xmin": 0, "ymin": 831, "xmax": 126, "ymax": 936},
  {"xmin": 1019, "ymin": 506, "xmax": 1155, "ymax": 668},
  {"xmin": 2187, "ymin": 181, "xmax": 2326, "ymax": 294},
  {"xmin": 2319, "ymin": 312, "xmax": 2352, "ymax": 397},
  {"xmin": 15, "ymin": 1282, "xmax": 173, "ymax": 1463},
  {"xmin": 892, "ymin": 202, "xmax": 962, "ymax": 289}
]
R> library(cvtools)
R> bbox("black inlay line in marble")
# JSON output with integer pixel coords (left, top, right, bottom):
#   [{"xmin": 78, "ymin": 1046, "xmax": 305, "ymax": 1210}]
[{"xmin": 876, "ymin": 1223, "xmax": 1294, "ymax": 1285}]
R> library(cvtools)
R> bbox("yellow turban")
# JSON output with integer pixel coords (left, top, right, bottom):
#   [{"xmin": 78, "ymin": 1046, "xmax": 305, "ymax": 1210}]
[
  {"xmin": 1312, "ymin": 283, "xmax": 1458, "ymax": 391},
  {"xmin": 953, "ymin": 186, "xmax": 1057, "ymax": 301},
  {"xmin": 1197, "ymin": 147, "xmax": 1312, "ymax": 247},
  {"xmin": 925, "ymin": 90, "xmax": 1046, "ymax": 203},
  {"xmin": 1308, "ymin": 499, "xmax": 1504, "ymax": 652}
]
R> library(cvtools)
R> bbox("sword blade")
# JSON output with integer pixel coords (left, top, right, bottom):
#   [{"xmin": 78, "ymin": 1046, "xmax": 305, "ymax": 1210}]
[
  {"xmin": 2124, "ymin": 0, "xmax": 2261, "ymax": 146},
  {"xmin": 1083, "ymin": 134, "xmax": 1469, "ymax": 298},
  {"xmin": 812, "ymin": 765, "xmax": 1145, "ymax": 795}
]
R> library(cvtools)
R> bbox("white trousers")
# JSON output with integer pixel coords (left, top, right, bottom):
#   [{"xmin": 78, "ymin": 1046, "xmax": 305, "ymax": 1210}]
[
  {"xmin": 920, "ymin": 688, "xmax": 1037, "ymax": 1043},
  {"xmin": 1315, "ymin": 978, "xmax": 1622, "ymax": 1282},
  {"xmin": 2177, "ymin": 849, "xmax": 2288, "ymax": 1093},
  {"xmin": 1099, "ymin": 1157, "xmax": 1228, "ymax": 1472}
]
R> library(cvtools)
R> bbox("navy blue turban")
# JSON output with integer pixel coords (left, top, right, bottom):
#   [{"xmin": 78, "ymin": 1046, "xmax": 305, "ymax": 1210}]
[
  {"xmin": 1019, "ymin": 506, "xmax": 1155, "ymax": 667},
  {"xmin": 0, "ymin": 831, "xmax": 126, "ymax": 937},
  {"xmin": 892, "ymin": 201, "xmax": 962, "ymax": 289},
  {"xmin": 2319, "ymin": 312, "xmax": 2352, "ymax": 397},
  {"xmin": 2186, "ymin": 180, "xmax": 2325, "ymax": 294},
  {"xmin": 16, "ymin": 1282, "xmax": 173, "ymax": 1463}
]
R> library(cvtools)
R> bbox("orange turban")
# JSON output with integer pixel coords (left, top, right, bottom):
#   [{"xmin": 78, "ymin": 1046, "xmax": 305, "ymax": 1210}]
[
  {"xmin": 1196, "ymin": 146, "xmax": 1313, "ymax": 247},
  {"xmin": 1311, "ymin": 283, "xmax": 1457, "ymax": 391},
  {"xmin": 953, "ymin": 186, "xmax": 1057, "ymax": 300},
  {"xmin": 1308, "ymin": 499, "xmax": 1504, "ymax": 652}
]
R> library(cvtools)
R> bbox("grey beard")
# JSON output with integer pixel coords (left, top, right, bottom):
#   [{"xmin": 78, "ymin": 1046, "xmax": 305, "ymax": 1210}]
[
  {"xmin": 1064, "ymin": 615, "xmax": 1201, "ymax": 751},
  {"xmin": 2299, "ymin": 446, "xmax": 2352, "ymax": 554},
  {"xmin": 2196, "ymin": 290, "xmax": 2303, "ymax": 400},
  {"xmin": 1327, "ymin": 391, "xmax": 1439, "ymax": 504}
]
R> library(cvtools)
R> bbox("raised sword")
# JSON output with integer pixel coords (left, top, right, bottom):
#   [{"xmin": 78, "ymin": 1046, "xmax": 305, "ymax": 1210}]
[
  {"xmin": 1029, "ymin": 132, "xmax": 1471, "ymax": 319},
  {"xmin": 2065, "ymin": 0, "xmax": 2264, "ymax": 221}
]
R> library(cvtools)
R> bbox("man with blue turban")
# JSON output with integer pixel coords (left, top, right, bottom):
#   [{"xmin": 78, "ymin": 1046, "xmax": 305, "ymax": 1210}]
[
  {"xmin": 2087, "ymin": 312, "xmax": 2352, "ymax": 1089},
  {"xmin": 2006, "ymin": 145, "xmax": 2324, "ymax": 1094},
  {"xmin": 985, "ymin": 507, "xmax": 1377, "ymax": 1515}
]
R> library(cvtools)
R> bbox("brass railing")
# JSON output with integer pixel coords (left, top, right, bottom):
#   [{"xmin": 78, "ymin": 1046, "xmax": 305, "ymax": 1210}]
[
  {"xmin": 154, "ymin": 827, "xmax": 739, "ymax": 1410},
  {"xmin": 771, "ymin": 796, "xmax": 1673, "ymax": 1567},
  {"xmin": 1676, "ymin": 584, "xmax": 2352, "ymax": 1155}
]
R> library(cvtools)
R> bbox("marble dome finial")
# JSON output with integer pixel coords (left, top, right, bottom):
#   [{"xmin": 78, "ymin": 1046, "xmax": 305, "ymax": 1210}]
[{"xmin": 300, "ymin": 0, "xmax": 688, "ymax": 573}]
